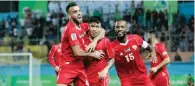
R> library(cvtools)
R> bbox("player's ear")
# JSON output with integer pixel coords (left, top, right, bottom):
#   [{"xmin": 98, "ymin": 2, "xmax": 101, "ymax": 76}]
[{"xmin": 126, "ymin": 27, "xmax": 129, "ymax": 32}]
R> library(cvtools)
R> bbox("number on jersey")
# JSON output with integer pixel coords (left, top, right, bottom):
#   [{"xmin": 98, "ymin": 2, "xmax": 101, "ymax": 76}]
[{"xmin": 125, "ymin": 53, "xmax": 135, "ymax": 62}]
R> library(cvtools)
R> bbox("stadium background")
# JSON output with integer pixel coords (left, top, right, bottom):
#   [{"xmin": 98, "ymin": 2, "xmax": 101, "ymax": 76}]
[{"xmin": 0, "ymin": 1, "xmax": 194, "ymax": 86}]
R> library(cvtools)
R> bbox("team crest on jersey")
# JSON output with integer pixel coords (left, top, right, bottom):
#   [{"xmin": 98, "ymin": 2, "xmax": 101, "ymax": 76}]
[
  {"xmin": 120, "ymin": 52, "xmax": 123, "ymax": 56},
  {"xmin": 125, "ymin": 48, "xmax": 131, "ymax": 53},
  {"xmin": 71, "ymin": 33, "xmax": 77, "ymax": 40},
  {"xmin": 132, "ymin": 45, "xmax": 137, "ymax": 50}
]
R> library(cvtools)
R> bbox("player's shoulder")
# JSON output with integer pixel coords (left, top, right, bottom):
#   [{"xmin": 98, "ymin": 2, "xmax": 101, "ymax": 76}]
[
  {"xmin": 51, "ymin": 44, "xmax": 58, "ymax": 50},
  {"xmin": 66, "ymin": 21, "xmax": 76, "ymax": 29},
  {"xmin": 127, "ymin": 34, "xmax": 142, "ymax": 43},
  {"xmin": 127, "ymin": 34, "xmax": 141, "ymax": 39},
  {"xmin": 111, "ymin": 40, "xmax": 119, "ymax": 46},
  {"xmin": 156, "ymin": 42, "xmax": 165, "ymax": 48},
  {"xmin": 80, "ymin": 23, "xmax": 88, "ymax": 27},
  {"xmin": 52, "ymin": 44, "xmax": 58, "ymax": 47},
  {"xmin": 101, "ymin": 37, "xmax": 110, "ymax": 41},
  {"xmin": 156, "ymin": 42, "xmax": 166, "ymax": 50}
]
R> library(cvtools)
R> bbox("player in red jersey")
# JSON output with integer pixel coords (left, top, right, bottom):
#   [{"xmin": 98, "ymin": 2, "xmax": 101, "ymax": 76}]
[
  {"xmin": 57, "ymin": 2, "xmax": 105, "ymax": 86},
  {"xmin": 148, "ymin": 30, "xmax": 171, "ymax": 86},
  {"xmin": 48, "ymin": 43, "xmax": 62, "ymax": 75},
  {"xmin": 83, "ymin": 17, "xmax": 111, "ymax": 86},
  {"xmin": 102, "ymin": 20, "xmax": 154, "ymax": 86}
]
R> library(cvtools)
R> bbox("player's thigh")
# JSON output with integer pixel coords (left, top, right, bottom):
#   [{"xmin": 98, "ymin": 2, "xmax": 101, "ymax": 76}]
[
  {"xmin": 143, "ymin": 75, "xmax": 155, "ymax": 86},
  {"xmin": 120, "ymin": 77, "xmax": 132, "ymax": 86},
  {"xmin": 57, "ymin": 68, "xmax": 78, "ymax": 85},
  {"xmin": 74, "ymin": 69, "xmax": 89, "ymax": 86},
  {"xmin": 152, "ymin": 76, "xmax": 169, "ymax": 86}
]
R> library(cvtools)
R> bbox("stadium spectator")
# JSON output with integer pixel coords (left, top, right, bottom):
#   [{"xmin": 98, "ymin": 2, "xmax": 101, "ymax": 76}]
[
  {"xmin": 164, "ymin": 9, "xmax": 168, "ymax": 31},
  {"xmin": 146, "ymin": 9, "xmax": 151, "ymax": 29},
  {"xmin": 179, "ymin": 26, "xmax": 186, "ymax": 52},
  {"xmin": 174, "ymin": 52, "xmax": 182, "ymax": 61},
  {"xmin": 180, "ymin": 14, "xmax": 186, "ymax": 26},
  {"xmin": 14, "ymin": 38, "xmax": 24, "ymax": 52},
  {"xmin": 187, "ymin": 27, "xmax": 194, "ymax": 51},
  {"xmin": 188, "ymin": 15, "xmax": 194, "ymax": 32},
  {"xmin": 48, "ymin": 1, "xmax": 60, "ymax": 13}
]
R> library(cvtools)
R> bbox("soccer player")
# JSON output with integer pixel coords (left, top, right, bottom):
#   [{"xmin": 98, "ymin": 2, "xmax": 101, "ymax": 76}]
[
  {"xmin": 148, "ymin": 30, "xmax": 171, "ymax": 86},
  {"xmin": 101, "ymin": 20, "xmax": 154, "ymax": 86},
  {"xmin": 48, "ymin": 43, "xmax": 62, "ymax": 75},
  {"xmin": 58, "ymin": 2, "xmax": 105, "ymax": 86},
  {"xmin": 83, "ymin": 17, "xmax": 111, "ymax": 86}
]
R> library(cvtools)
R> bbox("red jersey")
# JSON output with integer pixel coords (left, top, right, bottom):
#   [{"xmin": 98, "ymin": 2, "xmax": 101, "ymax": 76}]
[
  {"xmin": 83, "ymin": 36, "xmax": 110, "ymax": 83},
  {"xmin": 48, "ymin": 43, "xmax": 61, "ymax": 68},
  {"xmin": 150, "ymin": 42, "xmax": 169, "ymax": 78},
  {"xmin": 110, "ymin": 34, "xmax": 149, "ymax": 78},
  {"xmin": 60, "ymin": 21, "xmax": 88, "ymax": 68}
]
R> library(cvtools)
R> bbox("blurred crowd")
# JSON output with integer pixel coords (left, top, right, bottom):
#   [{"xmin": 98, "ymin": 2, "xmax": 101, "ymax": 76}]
[{"xmin": 0, "ymin": 1, "xmax": 194, "ymax": 53}]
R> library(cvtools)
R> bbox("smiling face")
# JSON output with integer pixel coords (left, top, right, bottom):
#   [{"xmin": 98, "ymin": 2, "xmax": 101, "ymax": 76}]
[
  {"xmin": 89, "ymin": 22, "xmax": 101, "ymax": 38},
  {"xmin": 115, "ymin": 20, "xmax": 128, "ymax": 39},
  {"xmin": 147, "ymin": 31, "xmax": 158, "ymax": 44},
  {"xmin": 68, "ymin": 6, "xmax": 83, "ymax": 24}
]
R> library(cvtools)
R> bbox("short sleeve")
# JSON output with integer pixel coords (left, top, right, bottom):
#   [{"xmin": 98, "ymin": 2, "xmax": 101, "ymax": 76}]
[
  {"xmin": 134, "ymin": 35, "xmax": 143, "ymax": 45},
  {"xmin": 156, "ymin": 44, "xmax": 169, "ymax": 59},
  {"xmin": 67, "ymin": 28, "xmax": 80, "ymax": 46},
  {"xmin": 134, "ymin": 35, "xmax": 148, "ymax": 48}
]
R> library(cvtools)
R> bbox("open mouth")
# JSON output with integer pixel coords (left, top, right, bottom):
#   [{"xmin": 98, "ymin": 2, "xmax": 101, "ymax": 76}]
[
  {"xmin": 77, "ymin": 16, "xmax": 82, "ymax": 19},
  {"xmin": 118, "ymin": 31, "xmax": 123, "ymax": 36}
]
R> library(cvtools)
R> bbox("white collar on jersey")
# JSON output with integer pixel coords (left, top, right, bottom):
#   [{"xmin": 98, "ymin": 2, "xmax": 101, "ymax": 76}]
[
  {"xmin": 120, "ymin": 40, "xmax": 129, "ymax": 45},
  {"xmin": 76, "ymin": 25, "xmax": 81, "ymax": 30}
]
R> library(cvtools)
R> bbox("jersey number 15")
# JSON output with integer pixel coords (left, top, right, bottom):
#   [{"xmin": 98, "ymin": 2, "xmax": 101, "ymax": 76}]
[{"xmin": 125, "ymin": 53, "xmax": 135, "ymax": 62}]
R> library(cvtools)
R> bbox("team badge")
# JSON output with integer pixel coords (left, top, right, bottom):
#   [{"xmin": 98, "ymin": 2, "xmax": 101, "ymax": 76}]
[
  {"xmin": 132, "ymin": 45, "xmax": 137, "ymax": 50},
  {"xmin": 71, "ymin": 33, "xmax": 77, "ymax": 40},
  {"xmin": 125, "ymin": 48, "xmax": 131, "ymax": 53}
]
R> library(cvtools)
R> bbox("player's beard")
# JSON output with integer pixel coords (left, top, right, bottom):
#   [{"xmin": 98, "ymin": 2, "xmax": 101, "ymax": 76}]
[
  {"xmin": 117, "ymin": 32, "xmax": 127, "ymax": 43},
  {"xmin": 72, "ymin": 17, "xmax": 80, "ymax": 25}
]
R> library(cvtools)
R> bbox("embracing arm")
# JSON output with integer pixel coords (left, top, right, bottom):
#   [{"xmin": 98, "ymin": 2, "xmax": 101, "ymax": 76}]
[{"xmin": 86, "ymin": 28, "xmax": 105, "ymax": 52}]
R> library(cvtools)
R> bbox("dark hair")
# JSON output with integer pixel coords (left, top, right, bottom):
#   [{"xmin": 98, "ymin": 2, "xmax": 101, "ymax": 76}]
[
  {"xmin": 89, "ymin": 16, "xmax": 100, "ymax": 24},
  {"xmin": 66, "ymin": 2, "xmax": 77, "ymax": 13},
  {"xmin": 148, "ymin": 30, "xmax": 159, "ymax": 38},
  {"xmin": 116, "ymin": 19, "xmax": 127, "ymax": 23}
]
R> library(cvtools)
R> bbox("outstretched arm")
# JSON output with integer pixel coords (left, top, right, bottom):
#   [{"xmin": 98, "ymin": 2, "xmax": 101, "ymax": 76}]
[{"xmin": 71, "ymin": 45, "xmax": 104, "ymax": 59}]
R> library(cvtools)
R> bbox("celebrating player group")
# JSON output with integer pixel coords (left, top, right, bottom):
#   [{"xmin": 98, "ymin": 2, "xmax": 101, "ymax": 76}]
[{"xmin": 48, "ymin": 2, "xmax": 171, "ymax": 86}]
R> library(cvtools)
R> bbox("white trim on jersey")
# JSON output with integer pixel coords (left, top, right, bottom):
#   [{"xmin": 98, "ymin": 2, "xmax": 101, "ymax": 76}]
[{"xmin": 142, "ymin": 41, "xmax": 149, "ymax": 49}]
